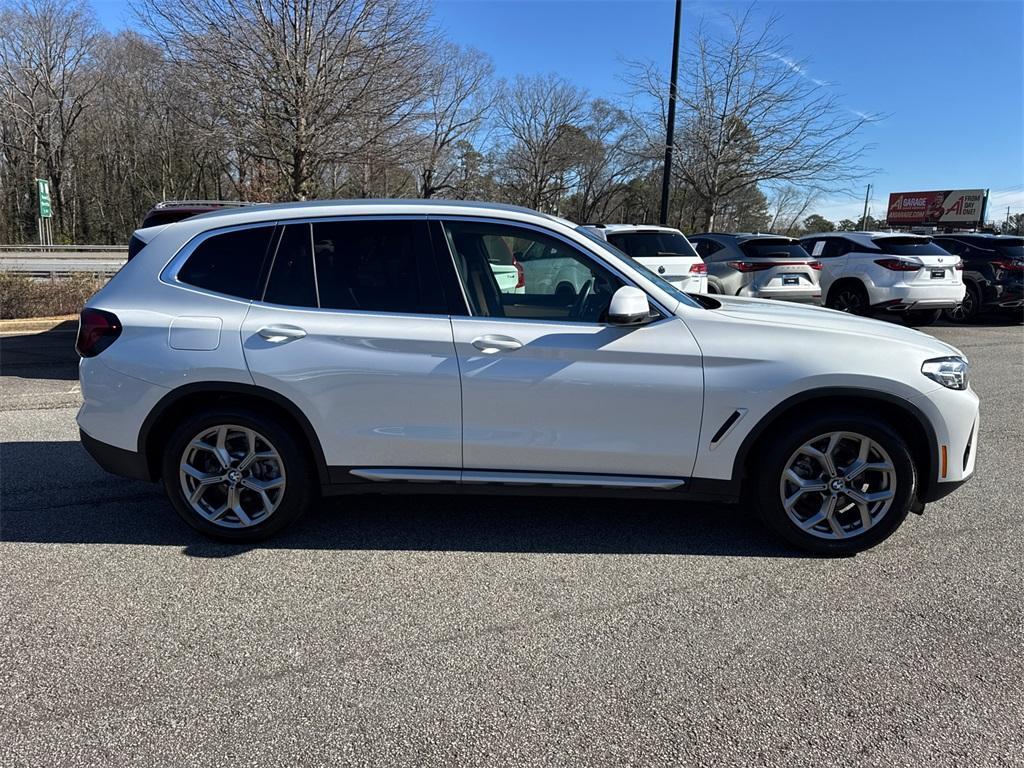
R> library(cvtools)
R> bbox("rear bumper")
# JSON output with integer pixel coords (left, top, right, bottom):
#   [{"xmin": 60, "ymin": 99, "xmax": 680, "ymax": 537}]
[
  {"xmin": 742, "ymin": 286, "xmax": 821, "ymax": 303},
  {"xmin": 80, "ymin": 429, "xmax": 153, "ymax": 482},
  {"xmin": 981, "ymin": 280, "xmax": 1023, "ymax": 308},
  {"xmin": 869, "ymin": 283, "xmax": 965, "ymax": 311}
]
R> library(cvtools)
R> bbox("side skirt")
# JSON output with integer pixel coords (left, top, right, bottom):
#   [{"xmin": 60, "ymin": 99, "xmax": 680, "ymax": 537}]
[{"xmin": 323, "ymin": 468, "xmax": 741, "ymax": 503}]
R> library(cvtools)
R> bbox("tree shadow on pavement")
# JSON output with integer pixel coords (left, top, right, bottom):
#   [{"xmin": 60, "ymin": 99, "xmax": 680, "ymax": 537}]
[
  {"xmin": 0, "ymin": 321, "xmax": 79, "ymax": 381},
  {"xmin": 0, "ymin": 439, "xmax": 813, "ymax": 559}
]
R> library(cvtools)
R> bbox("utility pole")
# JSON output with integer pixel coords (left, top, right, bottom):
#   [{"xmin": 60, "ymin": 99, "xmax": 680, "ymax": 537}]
[
  {"xmin": 860, "ymin": 183, "xmax": 872, "ymax": 230},
  {"xmin": 659, "ymin": 0, "xmax": 682, "ymax": 226}
]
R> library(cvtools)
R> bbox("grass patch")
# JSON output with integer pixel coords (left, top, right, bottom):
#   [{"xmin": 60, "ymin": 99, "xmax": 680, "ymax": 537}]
[{"xmin": 0, "ymin": 273, "xmax": 107, "ymax": 320}]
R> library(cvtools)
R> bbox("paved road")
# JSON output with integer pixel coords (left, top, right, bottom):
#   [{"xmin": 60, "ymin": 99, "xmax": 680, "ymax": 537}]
[{"xmin": 1, "ymin": 319, "xmax": 1022, "ymax": 767}]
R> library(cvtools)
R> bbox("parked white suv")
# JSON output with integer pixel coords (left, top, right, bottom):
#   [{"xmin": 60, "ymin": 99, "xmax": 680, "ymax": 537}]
[
  {"xmin": 800, "ymin": 232, "xmax": 965, "ymax": 325},
  {"xmin": 580, "ymin": 224, "xmax": 708, "ymax": 293},
  {"xmin": 77, "ymin": 200, "xmax": 979, "ymax": 554}
]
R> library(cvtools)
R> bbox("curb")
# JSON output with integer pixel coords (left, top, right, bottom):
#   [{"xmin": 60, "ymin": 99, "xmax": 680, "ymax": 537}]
[{"xmin": 0, "ymin": 315, "xmax": 78, "ymax": 333}]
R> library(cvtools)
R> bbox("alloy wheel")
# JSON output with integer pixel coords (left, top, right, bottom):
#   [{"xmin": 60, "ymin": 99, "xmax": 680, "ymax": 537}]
[
  {"xmin": 779, "ymin": 431, "xmax": 897, "ymax": 540},
  {"xmin": 832, "ymin": 289, "xmax": 864, "ymax": 314},
  {"xmin": 178, "ymin": 424, "xmax": 286, "ymax": 528},
  {"xmin": 947, "ymin": 289, "xmax": 975, "ymax": 322}
]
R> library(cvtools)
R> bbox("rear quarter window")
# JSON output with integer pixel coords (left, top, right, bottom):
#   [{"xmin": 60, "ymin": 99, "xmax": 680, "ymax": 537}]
[{"xmin": 177, "ymin": 226, "xmax": 274, "ymax": 299}]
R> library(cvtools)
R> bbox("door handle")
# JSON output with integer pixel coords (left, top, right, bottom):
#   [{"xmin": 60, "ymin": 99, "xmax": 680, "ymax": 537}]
[
  {"xmin": 258, "ymin": 325, "xmax": 307, "ymax": 343},
  {"xmin": 471, "ymin": 334, "xmax": 523, "ymax": 354}
]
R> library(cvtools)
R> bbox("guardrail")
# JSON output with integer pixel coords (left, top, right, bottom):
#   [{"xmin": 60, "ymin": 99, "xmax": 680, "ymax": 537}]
[{"xmin": 0, "ymin": 245, "xmax": 127, "ymax": 279}]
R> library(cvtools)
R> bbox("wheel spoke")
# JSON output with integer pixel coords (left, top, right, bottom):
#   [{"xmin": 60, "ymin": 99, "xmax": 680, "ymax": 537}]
[
  {"xmin": 241, "ymin": 476, "xmax": 284, "ymax": 492},
  {"xmin": 213, "ymin": 426, "xmax": 232, "ymax": 469},
  {"xmin": 182, "ymin": 463, "xmax": 223, "ymax": 485},
  {"xmin": 846, "ymin": 488, "xmax": 894, "ymax": 505}
]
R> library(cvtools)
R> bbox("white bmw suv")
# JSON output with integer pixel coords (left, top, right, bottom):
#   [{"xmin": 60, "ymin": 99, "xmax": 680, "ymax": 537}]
[
  {"xmin": 77, "ymin": 201, "xmax": 979, "ymax": 554},
  {"xmin": 801, "ymin": 232, "xmax": 965, "ymax": 326}
]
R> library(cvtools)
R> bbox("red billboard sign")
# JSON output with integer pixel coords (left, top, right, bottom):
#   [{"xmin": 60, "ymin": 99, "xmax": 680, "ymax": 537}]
[{"xmin": 886, "ymin": 189, "xmax": 988, "ymax": 227}]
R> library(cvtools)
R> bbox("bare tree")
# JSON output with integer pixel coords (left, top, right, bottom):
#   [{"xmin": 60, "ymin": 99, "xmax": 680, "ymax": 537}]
[
  {"xmin": 494, "ymin": 74, "xmax": 588, "ymax": 212},
  {"xmin": 416, "ymin": 43, "xmax": 494, "ymax": 199},
  {"xmin": 765, "ymin": 183, "xmax": 818, "ymax": 234},
  {"xmin": 0, "ymin": 0, "xmax": 100, "ymax": 238},
  {"xmin": 627, "ymin": 8, "xmax": 876, "ymax": 231},
  {"xmin": 135, "ymin": 0, "xmax": 433, "ymax": 200}
]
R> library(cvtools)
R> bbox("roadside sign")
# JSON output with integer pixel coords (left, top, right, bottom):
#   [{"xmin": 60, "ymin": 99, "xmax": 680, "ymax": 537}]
[
  {"xmin": 886, "ymin": 189, "xmax": 988, "ymax": 227},
  {"xmin": 37, "ymin": 179, "xmax": 52, "ymax": 218}
]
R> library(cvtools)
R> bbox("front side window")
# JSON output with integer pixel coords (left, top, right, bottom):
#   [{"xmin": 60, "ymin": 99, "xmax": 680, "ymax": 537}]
[
  {"xmin": 443, "ymin": 220, "xmax": 624, "ymax": 323},
  {"xmin": 177, "ymin": 226, "xmax": 274, "ymax": 299}
]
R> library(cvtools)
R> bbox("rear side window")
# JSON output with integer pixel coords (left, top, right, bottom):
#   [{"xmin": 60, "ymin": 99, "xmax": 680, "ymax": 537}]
[
  {"xmin": 873, "ymin": 237, "xmax": 950, "ymax": 256},
  {"xmin": 738, "ymin": 240, "xmax": 810, "ymax": 259},
  {"xmin": 177, "ymin": 226, "xmax": 274, "ymax": 299},
  {"xmin": 264, "ymin": 224, "xmax": 317, "ymax": 307},
  {"xmin": 261, "ymin": 219, "xmax": 446, "ymax": 314},
  {"xmin": 607, "ymin": 231, "xmax": 699, "ymax": 260}
]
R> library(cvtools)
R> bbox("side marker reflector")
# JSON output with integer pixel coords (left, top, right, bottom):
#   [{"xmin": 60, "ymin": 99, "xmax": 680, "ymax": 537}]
[{"xmin": 940, "ymin": 445, "xmax": 948, "ymax": 479}]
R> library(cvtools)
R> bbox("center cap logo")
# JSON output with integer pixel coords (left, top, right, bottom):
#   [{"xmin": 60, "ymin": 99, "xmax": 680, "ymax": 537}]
[
  {"xmin": 227, "ymin": 469, "xmax": 242, "ymax": 484},
  {"xmin": 830, "ymin": 478, "xmax": 845, "ymax": 492}
]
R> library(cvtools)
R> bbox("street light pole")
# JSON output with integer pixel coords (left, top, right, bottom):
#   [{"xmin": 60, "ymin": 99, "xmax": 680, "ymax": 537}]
[{"xmin": 659, "ymin": 0, "xmax": 682, "ymax": 226}]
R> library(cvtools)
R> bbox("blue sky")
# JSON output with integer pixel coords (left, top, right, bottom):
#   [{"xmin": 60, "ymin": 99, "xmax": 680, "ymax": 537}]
[{"xmin": 93, "ymin": 0, "xmax": 1023, "ymax": 223}]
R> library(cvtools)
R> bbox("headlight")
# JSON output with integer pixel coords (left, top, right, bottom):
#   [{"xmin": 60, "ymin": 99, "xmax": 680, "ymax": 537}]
[{"xmin": 921, "ymin": 357, "xmax": 969, "ymax": 390}]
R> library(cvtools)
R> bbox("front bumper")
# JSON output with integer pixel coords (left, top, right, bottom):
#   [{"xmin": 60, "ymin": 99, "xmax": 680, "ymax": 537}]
[
  {"xmin": 912, "ymin": 385, "xmax": 979, "ymax": 502},
  {"xmin": 80, "ymin": 429, "xmax": 153, "ymax": 482}
]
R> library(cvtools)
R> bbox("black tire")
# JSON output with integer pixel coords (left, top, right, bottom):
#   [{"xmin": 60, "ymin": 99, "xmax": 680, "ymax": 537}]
[
  {"xmin": 825, "ymin": 282, "xmax": 870, "ymax": 316},
  {"xmin": 902, "ymin": 309, "xmax": 941, "ymax": 327},
  {"xmin": 706, "ymin": 283, "xmax": 720, "ymax": 295},
  {"xmin": 752, "ymin": 410, "xmax": 917, "ymax": 555},
  {"xmin": 161, "ymin": 406, "xmax": 316, "ymax": 541},
  {"xmin": 943, "ymin": 283, "xmax": 980, "ymax": 324}
]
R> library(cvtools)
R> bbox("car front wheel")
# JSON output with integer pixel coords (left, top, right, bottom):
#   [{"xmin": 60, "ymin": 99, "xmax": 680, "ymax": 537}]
[
  {"xmin": 161, "ymin": 407, "xmax": 316, "ymax": 540},
  {"xmin": 753, "ymin": 412, "xmax": 917, "ymax": 554},
  {"xmin": 826, "ymin": 283, "xmax": 870, "ymax": 315}
]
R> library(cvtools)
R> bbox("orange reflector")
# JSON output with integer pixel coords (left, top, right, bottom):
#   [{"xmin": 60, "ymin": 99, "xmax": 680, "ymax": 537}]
[{"xmin": 940, "ymin": 445, "xmax": 948, "ymax": 478}]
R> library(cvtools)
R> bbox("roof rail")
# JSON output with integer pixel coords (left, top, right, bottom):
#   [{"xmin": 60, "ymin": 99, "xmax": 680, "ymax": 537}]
[{"xmin": 153, "ymin": 200, "xmax": 256, "ymax": 209}]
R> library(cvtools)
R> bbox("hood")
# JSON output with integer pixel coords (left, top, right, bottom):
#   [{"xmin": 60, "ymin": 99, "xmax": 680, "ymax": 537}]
[{"xmin": 703, "ymin": 295, "xmax": 964, "ymax": 358}]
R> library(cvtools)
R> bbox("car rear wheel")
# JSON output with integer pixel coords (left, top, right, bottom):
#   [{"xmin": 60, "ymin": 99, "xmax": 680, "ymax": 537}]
[
  {"xmin": 902, "ymin": 309, "xmax": 941, "ymax": 326},
  {"xmin": 826, "ymin": 283, "xmax": 870, "ymax": 315},
  {"xmin": 752, "ymin": 412, "xmax": 916, "ymax": 555},
  {"xmin": 943, "ymin": 283, "xmax": 979, "ymax": 323},
  {"xmin": 161, "ymin": 407, "xmax": 316, "ymax": 540}
]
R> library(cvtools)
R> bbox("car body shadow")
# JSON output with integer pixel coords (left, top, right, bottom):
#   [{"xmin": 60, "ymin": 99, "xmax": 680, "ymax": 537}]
[
  {"xmin": 0, "ymin": 439, "xmax": 812, "ymax": 559},
  {"xmin": 0, "ymin": 321, "xmax": 79, "ymax": 381}
]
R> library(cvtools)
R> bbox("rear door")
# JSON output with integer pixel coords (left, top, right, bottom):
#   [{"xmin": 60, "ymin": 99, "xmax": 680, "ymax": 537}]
[
  {"xmin": 240, "ymin": 217, "xmax": 462, "ymax": 470},
  {"xmin": 439, "ymin": 217, "xmax": 704, "ymax": 481},
  {"xmin": 738, "ymin": 238, "xmax": 819, "ymax": 298},
  {"xmin": 804, "ymin": 237, "xmax": 849, "ymax": 294}
]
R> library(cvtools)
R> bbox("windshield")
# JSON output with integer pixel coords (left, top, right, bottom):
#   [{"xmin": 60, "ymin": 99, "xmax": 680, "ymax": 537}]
[
  {"xmin": 606, "ymin": 231, "xmax": 699, "ymax": 260},
  {"xmin": 574, "ymin": 226, "xmax": 701, "ymax": 309},
  {"xmin": 739, "ymin": 240, "xmax": 811, "ymax": 259},
  {"xmin": 873, "ymin": 237, "xmax": 951, "ymax": 256}
]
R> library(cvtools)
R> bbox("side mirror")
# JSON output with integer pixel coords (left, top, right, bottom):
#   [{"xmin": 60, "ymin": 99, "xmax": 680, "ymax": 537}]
[{"xmin": 608, "ymin": 286, "xmax": 652, "ymax": 325}]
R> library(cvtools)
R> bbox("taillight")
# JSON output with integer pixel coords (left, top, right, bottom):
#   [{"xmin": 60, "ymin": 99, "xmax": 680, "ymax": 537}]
[
  {"xmin": 991, "ymin": 257, "xmax": 1024, "ymax": 272},
  {"xmin": 726, "ymin": 260, "xmax": 810, "ymax": 272},
  {"xmin": 954, "ymin": 259, "xmax": 963, "ymax": 270},
  {"xmin": 513, "ymin": 258, "xmax": 525, "ymax": 288},
  {"xmin": 76, "ymin": 308, "xmax": 122, "ymax": 358},
  {"xmin": 726, "ymin": 261, "xmax": 774, "ymax": 272},
  {"xmin": 874, "ymin": 258, "xmax": 922, "ymax": 271},
  {"xmin": 808, "ymin": 261, "xmax": 823, "ymax": 270},
  {"xmin": 689, "ymin": 262, "xmax": 707, "ymax": 274}
]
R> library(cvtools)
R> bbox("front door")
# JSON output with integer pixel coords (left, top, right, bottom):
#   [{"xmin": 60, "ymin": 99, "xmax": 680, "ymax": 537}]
[
  {"xmin": 241, "ymin": 217, "xmax": 462, "ymax": 470},
  {"xmin": 439, "ymin": 218, "xmax": 703, "ymax": 480}
]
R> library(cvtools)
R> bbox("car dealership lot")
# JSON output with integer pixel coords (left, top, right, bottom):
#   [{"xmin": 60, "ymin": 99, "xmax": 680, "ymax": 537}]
[{"xmin": 1, "ymin": 321, "xmax": 1022, "ymax": 766}]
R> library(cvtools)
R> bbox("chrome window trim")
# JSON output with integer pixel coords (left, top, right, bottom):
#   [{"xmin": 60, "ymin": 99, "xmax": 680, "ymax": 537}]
[{"xmin": 428, "ymin": 214, "xmax": 674, "ymax": 323}]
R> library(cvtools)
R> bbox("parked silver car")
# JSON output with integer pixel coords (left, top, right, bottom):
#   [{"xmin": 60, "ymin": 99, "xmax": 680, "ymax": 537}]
[{"xmin": 689, "ymin": 233, "xmax": 822, "ymax": 303}]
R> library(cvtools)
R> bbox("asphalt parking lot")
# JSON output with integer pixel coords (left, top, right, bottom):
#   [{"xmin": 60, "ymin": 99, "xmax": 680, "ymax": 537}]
[{"xmin": 1, "ymin": 318, "xmax": 1022, "ymax": 767}]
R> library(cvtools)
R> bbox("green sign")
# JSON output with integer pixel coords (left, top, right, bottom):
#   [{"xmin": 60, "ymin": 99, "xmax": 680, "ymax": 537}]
[{"xmin": 37, "ymin": 178, "xmax": 52, "ymax": 218}]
